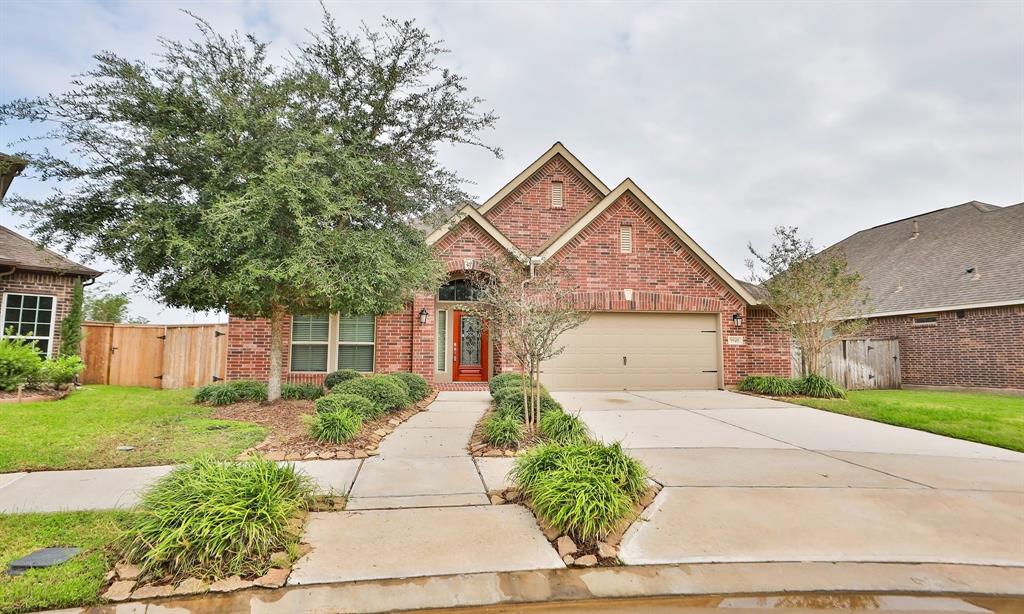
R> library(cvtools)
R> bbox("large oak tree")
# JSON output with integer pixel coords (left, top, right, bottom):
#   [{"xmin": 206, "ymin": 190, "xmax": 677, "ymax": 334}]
[{"xmin": 1, "ymin": 12, "xmax": 499, "ymax": 399}]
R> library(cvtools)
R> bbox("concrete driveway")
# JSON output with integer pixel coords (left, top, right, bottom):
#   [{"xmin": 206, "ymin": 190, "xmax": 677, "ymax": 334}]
[{"xmin": 551, "ymin": 389, "xmax": 1024, "ymax": 569}]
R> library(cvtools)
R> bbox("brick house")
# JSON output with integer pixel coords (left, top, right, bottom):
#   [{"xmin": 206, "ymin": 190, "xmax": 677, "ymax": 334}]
[
  {"xmin": 0, "ymin": 225, "xmax": 101, "ymax": 357},
  {"xmin": 227, "ymin": 143, "xmax": 791, "ymax": 390},
  {"xmin": 831, "ymin": 201, "xmax": 1023, "ymax": 392}
]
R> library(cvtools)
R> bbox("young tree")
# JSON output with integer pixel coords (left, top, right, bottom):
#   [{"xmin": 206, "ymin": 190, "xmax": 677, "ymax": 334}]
[
  {"xmin": 747, "ymin": 226, "xmax": 869, "ymax": 376},
  {"xmin": 83, "ymin": 282, "xmax": 148, "ymax": 324},
  {"xmin": 463, "ymin": 257, "xmax": 588, "ymax": 432},
  {"xmin": 2, "ymin": 12, "xmax": 498, "ymax": 400},
  {"xmin": 58, "ymin": 278, "xmax": 84, "ymax": 356}
]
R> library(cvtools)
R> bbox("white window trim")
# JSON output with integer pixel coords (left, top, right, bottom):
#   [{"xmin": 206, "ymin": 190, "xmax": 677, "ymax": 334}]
[
  {"xmin": 289, "ymin": 314, "xmax": 331, "ymax": 373},
  {"xmin": 336, "ymin": 314, "xmax": 376, "ymax": 373},
  {"xmin": 1, "ymin": 292, "xmax": 58, "ymax": 359}
]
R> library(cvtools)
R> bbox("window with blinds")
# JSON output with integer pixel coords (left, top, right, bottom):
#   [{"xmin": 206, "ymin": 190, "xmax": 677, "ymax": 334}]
[
  {"xmin": 551, "ymin": 181, "xmax": 564, "ymax": 208},
  {"xmin": 290, "ymin": 315, "xmax": 329, "ymax": 372},
  {"xmin": 620, "ymin": 225, "xmax": 633, "ymax": 253},
  {"xmin": 338, "ymin": 315, "xmax": 375, "ymax": 372},
  {"xmin": 436, "ymin": 310, "xmax": 447, "ymax": 371}
]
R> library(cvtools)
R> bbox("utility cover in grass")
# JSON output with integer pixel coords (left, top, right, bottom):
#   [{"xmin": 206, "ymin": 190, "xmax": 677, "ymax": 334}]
[{"xmin": 7, "ymin": 547, "xmax": 81, "ymax": 575}]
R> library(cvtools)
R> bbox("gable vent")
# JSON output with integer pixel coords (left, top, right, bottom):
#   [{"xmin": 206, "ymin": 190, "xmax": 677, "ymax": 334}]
[
  {"xmin": 620, "ymin": 225, "xmax": 633, "ymax": 254},
  {"xmin": 551, "ymin": 181, "xmax": 564, "ymax": 208}
]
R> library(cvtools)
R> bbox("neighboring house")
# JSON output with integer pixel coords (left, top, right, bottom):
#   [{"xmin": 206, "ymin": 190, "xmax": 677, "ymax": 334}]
[
  {"xmin": 227, "ymin": 143, "xmax": 791, "ymax": 390},
  {"xmin": 0, "ymin": 225, "xmax": 101, "ymax": 357},
  {"xmin": 830, "ymin": 201, "xmax": 1024, "ymax": 392}
]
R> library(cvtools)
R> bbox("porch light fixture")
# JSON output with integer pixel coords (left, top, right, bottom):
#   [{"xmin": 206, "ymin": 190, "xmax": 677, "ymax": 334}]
[
  {"xmin": 418, "ymin": 307, "xmax": 429, "ymax": 325},
  {"xmin": 732, "ymin": 313, "xmax": 743, "ymax": 327}
]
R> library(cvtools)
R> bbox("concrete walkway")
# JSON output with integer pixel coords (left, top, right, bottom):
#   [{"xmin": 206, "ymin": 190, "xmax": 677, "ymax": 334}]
[{"xmin": 552, "ymin": 389, "xmax": 1024, "ymax": 571}]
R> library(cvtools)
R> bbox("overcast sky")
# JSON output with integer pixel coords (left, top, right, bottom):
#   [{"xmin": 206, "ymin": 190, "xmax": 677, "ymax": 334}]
[{"xmin": 2, "ymin": 1, "xmax": 1021, "ymax": 323}]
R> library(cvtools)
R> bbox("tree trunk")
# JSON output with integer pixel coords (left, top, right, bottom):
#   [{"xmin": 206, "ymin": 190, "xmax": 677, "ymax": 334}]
[{"xmin": 267, "ymin": 303, "xmax": 285, "ymax": 402}]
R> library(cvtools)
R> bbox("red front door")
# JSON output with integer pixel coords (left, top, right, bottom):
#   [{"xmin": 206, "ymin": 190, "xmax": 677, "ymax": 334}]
[{"xmin": 453, "ymin": 310, "xmax": 489, "ymax": 382}]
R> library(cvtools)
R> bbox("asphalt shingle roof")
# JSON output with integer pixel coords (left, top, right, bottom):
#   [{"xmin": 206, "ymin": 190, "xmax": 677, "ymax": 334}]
[
  {"xmin": 0, "ymin": 225, "xmax": 100, "ymax": 276},
  {"xmin": 825, "ymin": 201, "xmax": 1024, "ymax": 316}
]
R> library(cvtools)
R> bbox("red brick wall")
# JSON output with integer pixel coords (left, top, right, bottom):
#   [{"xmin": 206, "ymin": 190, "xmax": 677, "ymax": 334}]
[
  {"xmin": 862, "ymin": 305, "xmax": 1024, "ymax": 390},
  {"xmin": 486, "ymin": 154, "xmax": 602, "ymax": 254},
  {"xmin": 0, "ymin": 270, "xmax": 84, "ymax": 357}
]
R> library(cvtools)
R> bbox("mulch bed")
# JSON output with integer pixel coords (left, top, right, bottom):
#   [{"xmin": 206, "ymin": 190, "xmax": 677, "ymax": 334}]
[
  {"xmin": 0, "ymin": 387, "xmax": 70, "ymax": 404},
  {"xmin": 213, "ymin": 389, "xmax": 437, "ymax": 460}
]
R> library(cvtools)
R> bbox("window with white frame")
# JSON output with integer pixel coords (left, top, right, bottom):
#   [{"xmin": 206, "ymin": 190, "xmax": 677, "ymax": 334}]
[
  {"xmin": 1, "ymin": 293, "xmax": 57, "ymax": 358},
  {"xmin": 338, "ymin": 315, "xmax": 375, "ymax": 372},
  {"xmin": 290, "ymin": 314, "xmax": 329, "ymax": 372}
]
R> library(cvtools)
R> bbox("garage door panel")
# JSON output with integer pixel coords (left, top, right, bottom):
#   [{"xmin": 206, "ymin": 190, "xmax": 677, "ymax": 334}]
[{"xmin": 542, "ymin": 313, "xmax": 720, "ymax": 390}]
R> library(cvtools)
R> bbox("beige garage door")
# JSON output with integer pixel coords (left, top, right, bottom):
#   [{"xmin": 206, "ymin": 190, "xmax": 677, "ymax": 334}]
[{"xmin": 541, "ymin": 313, "xmax": 720, "ymax": 390}]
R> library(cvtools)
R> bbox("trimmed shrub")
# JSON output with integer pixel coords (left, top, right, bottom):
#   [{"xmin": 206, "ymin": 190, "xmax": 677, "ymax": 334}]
[
  {"xmin": 378, "ymin": 373, "xmax": 411, "ymax": 399},
  {"xmin": 798, "ymin": 373, "xmax": 847, "ymax": 399},
  {"xmin": 314, "ymin": 393, "xmax": 381, "ymax": 420},
  {"xmin": 737, "ymin": 375, "xmax": 798, "ymax": 396},
  {"xmin": 539, "ymin": 410, "xmax": 590, "ymax": 444},
  {"xmin": 281, "ymin": 383, "xmax": 324, "ymax": 401},
  {"xmin": 333, "ymin": 375, "xmax": 409, "ymax": 413},
  {"xmin": 194, "ymin": 380, "xmax": 268, "ymax": 405},
  {"xmin": 324, "ymin": 369, "xmax": 362, "ymax": 389},
  {"xmin": 35, "ymin": 355, "xmax": 85, "ymax": 387},
  {"xmin": 489, "ymin": 372, "xmax": 524, "ymax": 395},
  {"xmin": 120, "ymin": 457, "xmax": 314, "ymax": 580},
  {"xmin": 0, "ymin": 336, "xmax": 43, "ymax": 392},
  {"xmin": 389, "ymin": 372, "xmax": 430, "ymax": 402},
  {"xmin": 484, "ymin": 411, "xmax": 525, "ymax": 447},
  {"xmin": 514, "ymin": 443, "xmax": 635, "ymax": 542},
  {"xmin": 306, "ymin": 408, "xmax": 363, "ymax": 444}
]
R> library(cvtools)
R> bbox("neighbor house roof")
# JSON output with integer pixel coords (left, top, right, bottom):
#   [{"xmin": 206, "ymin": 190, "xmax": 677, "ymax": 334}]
[
  {"xmin": 0, "ymin": 225, "xmax": 101, "ymax": 277},
  {"xmin": 826, "ymin": 201, "xmax": 1024, "ymax": 318}
]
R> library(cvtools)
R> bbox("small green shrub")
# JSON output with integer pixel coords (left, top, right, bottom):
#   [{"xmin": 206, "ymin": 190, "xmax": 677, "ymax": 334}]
[
  {"xmin": 494, "ymin": 385, "xmax": 561, "ymax": 420},
  {"xmin": 484, "ymin": 412, "xmax": 524, "ymax": 447},
  {"xmin": 0, "ymin": 336, "xmax": 43, "ymax": 391},
  {"xmin": 315, "ymin": 393, "xmax": 381, "ymax": 420},
  {"xmin": 513, "ymin": 442, "xmax": 648, "ymax": 503},
  {"xmin": 306, "ymin": 408, "xmax": 363, "ymax": 443},
  {"xmin": 378, "ymin": 373, "xmax": 411, "ymax": 399},
  {"xmin": 194, "ymin": 380, "xmax": 268, "ymax": 405},
  {"xmin": 333, "ymin": 375, "xmax": 409, "ymax": 413},
  {"xmin": 521, "ymin": 461, "xmax": 632, "ymax": 542},
  {"xmin": 489, "ymin": 372, "xmax": 524, "ymax": 395},
  {"xmin": 389, "ymin": 372, "xmax": 430, "ymax": 402},
  {"xmin": 120, "ymin": 457, "xmax": 314, "ymax": 580},
  {"xmin": 798, "ymin": 373, "xmax": 847, "ymax": 399},
  {"xmin": 540, "ymin": 410, "xmax": 590, "ymax": 444},
  {"xmin": 737, "ymin": 375, "xmax": 798, "ymax": 396},
  {"xmin": 324, "ymin": 369, "xmax": 362, "ymax": 389},
  {"xmin": 35, "ymin": 354, "xmax": 86, "ymax": 387},
  {"xmin": 281, "ymin": 382, "xmax": 324, "ymax": 400}
]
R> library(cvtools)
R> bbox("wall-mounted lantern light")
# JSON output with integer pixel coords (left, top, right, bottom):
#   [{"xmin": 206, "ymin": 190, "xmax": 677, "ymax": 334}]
[
  {"xmin": 732, "ymin": 313, "xmax": 743, "ymax": 327},
  {"xmin": 418, "ymin": 307, "xmax": 429, "ymax": 325}
]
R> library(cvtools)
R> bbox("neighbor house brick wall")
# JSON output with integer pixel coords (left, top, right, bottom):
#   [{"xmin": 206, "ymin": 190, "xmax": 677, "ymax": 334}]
[
  {"xmin": 486, "ymin": 154, "xmax": 602, "ymax": 254},
  {"xmin": 0, "ymin": 270, "xmax": 84, "ymax": 356},
  {"xmin": 861, "ymin": 305, "xmax": 1024, "ymax": 390}
]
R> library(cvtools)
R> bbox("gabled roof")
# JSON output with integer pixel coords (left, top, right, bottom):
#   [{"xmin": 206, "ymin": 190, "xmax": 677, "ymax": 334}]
[
  {"xmin": 826, "ymin": 200, "xmax": 1024, "ymax": 317},
  {"xmin": 0, "ymin": 225, "xmax": 101, "ymax": 277},
  {"xmin": 425, "ymin": 205, "xmax": 529, "ymax": 263},
  {"xmin": 538, "ymin": 179, "xmax": 759, "ymax": 305},
  {"xmin": 476, "ymin": 142, "xmax": 610, "ymax": 215}
]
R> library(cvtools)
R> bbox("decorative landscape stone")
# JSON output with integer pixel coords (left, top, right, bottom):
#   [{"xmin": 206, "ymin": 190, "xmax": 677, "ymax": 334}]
[
  {"xmin": 102, "ymin": 580, "xmax": 136, "ymax": 602},
  {"xmin": 172, "ymin": 577, "xmax": 209, "ymax": 595},
  {"xmin": 556, "ymin": 536, "xmax": 578, "ymax": 558},
  {"xmin": 131, "ymin": 584, "xmax": 174, "ymax": 599}
]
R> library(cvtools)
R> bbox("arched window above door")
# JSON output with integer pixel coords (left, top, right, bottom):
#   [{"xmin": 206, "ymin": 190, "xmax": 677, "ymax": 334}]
[{"xmin": 437, "ymin": 278, "xmax": 481, "ymax": 301}]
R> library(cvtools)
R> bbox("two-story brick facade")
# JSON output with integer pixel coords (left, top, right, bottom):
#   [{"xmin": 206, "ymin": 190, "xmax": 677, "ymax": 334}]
[{"xmin": 227, "ymin": 143, "xmax": 791, "ymax": 389}]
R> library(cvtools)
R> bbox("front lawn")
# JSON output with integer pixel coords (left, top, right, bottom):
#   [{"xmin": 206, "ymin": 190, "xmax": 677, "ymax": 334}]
[
  {"xmin": 0, "ymin": 511, "xmax": 134, "ymax": 614},
  {"xmin": 0, "ymin": 386, "xmax": 267, "ymax": 472},
  {"xmin": 791, "ymin": 389, "xmax": 1024, "ymax": 452}
]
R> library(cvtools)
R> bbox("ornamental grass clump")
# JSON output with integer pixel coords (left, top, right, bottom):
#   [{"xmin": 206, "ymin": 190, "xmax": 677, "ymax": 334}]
[
  {"xmin": 306, "ymin": 408, "xmax": 363, "ymax": 444},
  {"xmin": 737, "ymin": 375, "xmax": 799, "ymax": 396},
  {"xmin": 332, "ymin": 375, "xmax": 409, "ymax": 413},
  {"xmin": 513, "ymin": 442, "xmax": 649, "ymax": 542},
  {"xmin": 539, "ymin": 410, "xmax": 590, "ymax": 444},
  {"xmin": 281, "ymin": 382, "xmax": 324, "ymax": 400},
  {"xmin": 194, "ymin": 380, "xmax": 268, "ymax": 405},
  {"xmin": 483, "ymin": 411, "xmax": 524, "ymax": 448},
  {"xmin": 798, "ymin": 373, "xmax": 847, "ymax": 399},
  {"xmin": 120, "ymin": 457, "xmax": 314, "ymax": 581},
  {"xmin": 315, "ymin": 393, "xmax": 381, "ymax": 420},
  {"xmin": 489, "ymin": 372, "xmax": 524, "ymax": 395}
]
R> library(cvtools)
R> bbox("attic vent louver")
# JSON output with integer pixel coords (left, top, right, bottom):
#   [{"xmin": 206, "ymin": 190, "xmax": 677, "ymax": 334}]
[
  {"xmin": 620, "ymin": 225, "xmax": 633, "ymax": 254},
  {"xmin": 551, "ymin": 181, "xmax": 563, "ymax": 208}
]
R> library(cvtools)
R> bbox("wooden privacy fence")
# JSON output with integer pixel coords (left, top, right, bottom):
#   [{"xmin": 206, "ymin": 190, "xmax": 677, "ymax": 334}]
[
  {"xmin": 81, "ymin": 322, "xmax": 228, "ymax": 389},
  {"xmin": 792, "ymin": 337, "xmax": 901, "ymax": 390}
]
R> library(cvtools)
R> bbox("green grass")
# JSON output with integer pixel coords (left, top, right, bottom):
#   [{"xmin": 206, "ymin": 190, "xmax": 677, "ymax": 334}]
[
  {"xmin": 0, "ymin": 511, "xmax": 135, "ymax": 614},
  {"xmin": 0, "ymin": 386, "xmax": 267, "ymax": 472},
  {"xmin": 791, "ymin": 389, "xmax": 1024, "ymax": 452}
]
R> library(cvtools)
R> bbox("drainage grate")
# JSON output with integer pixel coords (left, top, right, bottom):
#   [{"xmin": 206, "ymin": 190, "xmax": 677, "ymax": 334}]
[{"xmin": 7, "ymin": 548, "xmax": 81, "ymax": 576}]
